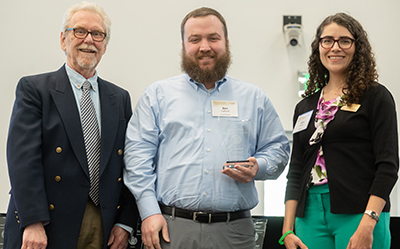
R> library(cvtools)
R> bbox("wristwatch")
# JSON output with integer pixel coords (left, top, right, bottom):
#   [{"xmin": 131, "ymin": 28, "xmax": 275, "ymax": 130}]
[{"xmin": 364, "ymin": 210, "xmax": 379, "ymax": 223}]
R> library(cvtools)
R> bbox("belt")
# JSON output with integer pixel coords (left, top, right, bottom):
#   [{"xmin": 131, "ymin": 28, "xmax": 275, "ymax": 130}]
[{"xmin": 160, "ymin": 204, "xmax": 250, "ymax": 223}]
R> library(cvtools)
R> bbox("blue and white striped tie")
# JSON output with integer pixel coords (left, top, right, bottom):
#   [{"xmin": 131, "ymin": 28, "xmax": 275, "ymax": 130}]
[{"xmin": 81, "ymin": 81, "xmax": 101, "ymax": 206}]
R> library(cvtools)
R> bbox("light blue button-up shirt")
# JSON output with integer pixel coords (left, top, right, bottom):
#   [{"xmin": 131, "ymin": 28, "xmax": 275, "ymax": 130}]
[
  {"xmin": 124, "ymin": 74, "xmax": 290, "ymax": 220},
  {"xmin": 65, "ymin": 64, "xmax": 101, "ymax": 132}
]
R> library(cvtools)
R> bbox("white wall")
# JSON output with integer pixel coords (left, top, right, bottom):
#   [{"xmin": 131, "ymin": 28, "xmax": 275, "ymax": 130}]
[{"xmin": 1, "ymin": 0, "xmax": 399, "ymax": 215}]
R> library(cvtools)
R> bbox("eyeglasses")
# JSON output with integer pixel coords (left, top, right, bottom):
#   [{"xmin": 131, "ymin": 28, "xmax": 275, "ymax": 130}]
[
  {"xmin": 65, "ymin": 28, "xmax": 107, "ymax": 42},
  {"xmin": 319, "ymin": 36, "xmax": 355, "ymax": 50}
]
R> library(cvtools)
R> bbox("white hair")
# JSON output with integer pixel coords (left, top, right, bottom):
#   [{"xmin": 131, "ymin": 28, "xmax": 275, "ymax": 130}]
[{"xmin": 62, "ymin": 1, "xmax": 111, "ymax": 44}]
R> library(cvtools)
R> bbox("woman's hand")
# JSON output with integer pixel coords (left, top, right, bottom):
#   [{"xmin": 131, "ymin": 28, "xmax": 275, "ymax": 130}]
[
  {"xmin": 283, "ymin": 233, "xmax": 308, "ymax": 249},
  {"xmin": 346, "ymin": 217, "xmax": 375, "ymax": 249}
]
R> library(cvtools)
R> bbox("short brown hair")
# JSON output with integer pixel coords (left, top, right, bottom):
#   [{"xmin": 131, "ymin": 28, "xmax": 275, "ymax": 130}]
[{"xmin": 180, "ymin": 7, "xmax": 228, "ymax": 42}]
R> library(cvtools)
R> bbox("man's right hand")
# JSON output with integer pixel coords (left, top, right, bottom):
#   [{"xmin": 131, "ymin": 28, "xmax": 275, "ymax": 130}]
[
  {"xmin": 21, "ymin": 222, "xmax": 47, "ymax": 249},
  {"xmin": 141, "ymin": 214, "xmax": 170, "ymax": 249}
]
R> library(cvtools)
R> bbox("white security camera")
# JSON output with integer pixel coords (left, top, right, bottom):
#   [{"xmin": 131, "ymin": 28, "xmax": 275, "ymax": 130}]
[{"xmin": 283, "ymin": 23, "xmax": 303, "ymax": 47}]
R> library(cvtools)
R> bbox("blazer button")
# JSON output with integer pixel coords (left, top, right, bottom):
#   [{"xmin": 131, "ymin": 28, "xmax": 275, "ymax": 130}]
[
  {"xmin": 117, "ymin": 205, "xmax": 120, "ymax": 210},
  {"xmin": 49, "ymin": 204, "xmax": 55, "ymax": 211},
  {"xmin": 118, "ymin": 178, "xmax": 122, "ymax": 182},
  {"xmin": 118, "ymin": 149, "xmax": 123, "ymax": 155},
  {"xmin": 55, "ymin": 176, "xmax": 61, "ymax": 182},
  {"xmin": 56, "ymin": 147, "xmax": 62, "ymax": 153},
  {"xmin": 17, "ymin": 220, "xmax": 20, "ymax": 224}
]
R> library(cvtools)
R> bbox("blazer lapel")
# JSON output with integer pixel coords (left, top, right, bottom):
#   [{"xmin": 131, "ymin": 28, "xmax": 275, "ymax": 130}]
[
  {"xmin": 98, "ymin": 78, "xmax": 119, "ymax": 177},
  {"xmin": 50, "ymin": 66, "xmax": 89, "ymax": 177}
]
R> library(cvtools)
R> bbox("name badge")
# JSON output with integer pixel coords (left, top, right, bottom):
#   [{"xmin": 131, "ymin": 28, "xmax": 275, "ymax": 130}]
[
  {"xmin": 212, "ymin": 100, "xmax": 238, "ymax": 117},
  {"xmin": 341, "ymin": 104, "xmax": 360, "ymax": 112},
  {"xmin": 293, "ymin": 110, "xmax": 313, "ymax": 134}
]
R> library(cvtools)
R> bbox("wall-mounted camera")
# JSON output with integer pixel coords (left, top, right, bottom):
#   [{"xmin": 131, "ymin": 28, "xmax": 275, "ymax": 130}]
[{"xmin": 283, "ymin": 15, "xmax": 302, "ymax": 47}]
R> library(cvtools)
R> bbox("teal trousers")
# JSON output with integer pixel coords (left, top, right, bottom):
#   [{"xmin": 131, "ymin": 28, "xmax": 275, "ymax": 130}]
[{"xmin": 295, "ymin": 184, "xmax": 391, "ymax": 249}]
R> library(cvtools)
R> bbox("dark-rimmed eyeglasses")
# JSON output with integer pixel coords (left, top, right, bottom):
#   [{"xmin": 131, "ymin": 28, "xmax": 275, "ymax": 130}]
[
  {"xmin": 65, "ymin": 28, "xmax": 107, "ymax": 42},
  {"xmin": 319, "ymin": 36, "xmax": 355, "ymax": 50}
]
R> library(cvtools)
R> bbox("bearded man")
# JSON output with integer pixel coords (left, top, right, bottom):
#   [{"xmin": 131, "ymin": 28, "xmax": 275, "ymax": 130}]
[{"xmin": 124, "ymin": 7, "xmax": 290, "ymax": 249}]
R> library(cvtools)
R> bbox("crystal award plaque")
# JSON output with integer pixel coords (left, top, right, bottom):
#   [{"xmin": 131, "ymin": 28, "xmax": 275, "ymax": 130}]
[{"xmin": 217, "ymin": 118, "xmax": 253, "ymax": 169}]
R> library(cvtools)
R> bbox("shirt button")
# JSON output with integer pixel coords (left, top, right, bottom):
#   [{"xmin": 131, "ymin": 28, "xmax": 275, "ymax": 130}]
[
  {"xmin": 207, "ymin": 129, "xmax": 211, "ymax": 132},
  {"xmin": 208, "ymin": 110, "xmax": 211, "ymax": 113},
  {"xmin": 206, "ymin": 170, "xmax": 210, "ymax": 174},
  {"xmin": 207, "ymin": 149, "xmax": 210, "ymax": 152},
  {"xmin": 204, "ymin": 193, "xmax": 208, "ymax": 196}
]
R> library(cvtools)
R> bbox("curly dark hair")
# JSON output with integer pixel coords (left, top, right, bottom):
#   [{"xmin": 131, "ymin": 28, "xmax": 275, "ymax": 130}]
[{"xmin": 305, "ymin": 13, "xmax": 378, "ymax": 104}]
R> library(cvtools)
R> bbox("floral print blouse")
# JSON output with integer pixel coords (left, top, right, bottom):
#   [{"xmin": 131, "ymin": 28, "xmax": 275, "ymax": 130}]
[{"xmin": 309, "ymin": 90, "xmax": 344, "ymax": 185}]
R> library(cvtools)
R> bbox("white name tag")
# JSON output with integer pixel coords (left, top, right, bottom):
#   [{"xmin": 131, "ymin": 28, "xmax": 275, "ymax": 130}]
[
  {"xmin": 293, "ymin": 110, "xmax": 313, "ymax": 134},
  {"xmin": 212, "ymin": 100, "xmax": 238, "ymax": 117}
]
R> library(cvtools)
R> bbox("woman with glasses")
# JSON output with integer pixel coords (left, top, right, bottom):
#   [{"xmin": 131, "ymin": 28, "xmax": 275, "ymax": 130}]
[{"xmin": 281, "ymin": 13, "xmax": 398, "ymax": 249}]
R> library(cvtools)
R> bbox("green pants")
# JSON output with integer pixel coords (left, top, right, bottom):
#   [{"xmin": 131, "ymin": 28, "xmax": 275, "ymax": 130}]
[{"xmin": 295, "ymin": 184, "xmax": 391, "ymax": 249}]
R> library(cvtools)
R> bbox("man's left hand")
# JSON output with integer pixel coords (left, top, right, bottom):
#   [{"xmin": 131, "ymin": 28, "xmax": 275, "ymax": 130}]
[
  {"xmin": 107, "ymin": 226, "xmax": 129, "ymax": 249},
  {"xmin": 222, "ymin": 157, "xmax": 258, "ymax": 183}
]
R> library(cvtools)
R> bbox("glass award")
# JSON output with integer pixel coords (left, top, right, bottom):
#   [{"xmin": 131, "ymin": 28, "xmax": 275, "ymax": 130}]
[
  {"xmin": 218, "ymin": 118, "xmax": 253, "ymax": 169},
  {"xmin": 0, "ymin": 214, "xmax": 5, "ymax": 248},
  {"xmin": 252, "ymin": 216, "xmax": 268, "ymax": 248}
]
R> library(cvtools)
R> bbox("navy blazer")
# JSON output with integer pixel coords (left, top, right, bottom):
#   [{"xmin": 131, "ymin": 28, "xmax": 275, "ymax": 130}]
[
  {"xmin": 285, "ymin": 83, "xmax": 399, "ymax": 217},
  {"xmin": 5, "ymin": 66, "xmax": 138, "ymax": 249}
]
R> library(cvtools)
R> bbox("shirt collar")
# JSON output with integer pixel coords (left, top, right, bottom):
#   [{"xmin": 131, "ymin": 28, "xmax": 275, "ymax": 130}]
[
  {"xmin": 65, "ymin": 63, "xmax": 99, "ymax": 91},
  {"xmin": 185, "ymin": 73, "xmax": 227, "ymax": 92}
]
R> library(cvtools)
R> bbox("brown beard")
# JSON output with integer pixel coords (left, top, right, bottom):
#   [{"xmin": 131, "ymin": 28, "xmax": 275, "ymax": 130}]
[{"xmin": 181, "ymin": 44, "xmax": 231, "ymax": 84}]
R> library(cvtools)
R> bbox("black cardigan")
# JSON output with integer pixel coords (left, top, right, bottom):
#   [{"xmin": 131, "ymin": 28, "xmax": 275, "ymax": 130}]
[{"xmin": 285, "ymin": 83, "xmax": 399, "ymax": 217}]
